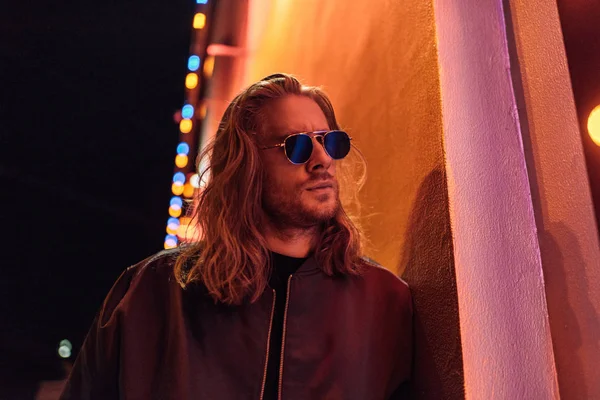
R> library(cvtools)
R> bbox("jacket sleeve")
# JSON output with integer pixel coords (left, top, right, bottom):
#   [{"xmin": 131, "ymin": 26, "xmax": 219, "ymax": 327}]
[{"xmin": 59, "ymin": 266, "xmax": 137, "ymax": 400}]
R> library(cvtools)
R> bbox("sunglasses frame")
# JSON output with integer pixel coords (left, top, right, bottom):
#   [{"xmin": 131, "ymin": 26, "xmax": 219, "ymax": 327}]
[{"xmin": 260, "ymin": 130, "xmax": 353, "ymax": 165}]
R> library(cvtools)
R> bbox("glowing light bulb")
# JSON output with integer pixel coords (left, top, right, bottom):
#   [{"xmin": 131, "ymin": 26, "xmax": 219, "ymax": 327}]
[
  {"xmin": 175, "ymin": 154, "xmax": 188, "ymax": 168},
  {"xmin": 172, "ymin": 172, "xmax": 186, "ymax": 184},
  {"xmin": 182, "ymin": 105, "xmax": 194, "ymax": 119},
  {"xmin": 172, "ymin": 182, "xmax": 185, "ymax": 196},
  {"xmin": 58, "ymin": 345, "xmax": 71, "ymax": 358},
  {"xmin": 188, "ymin": 55, "xmax": 201, "ymax": 71},
  {"xmin": 588, "ymin": 105, "xmax": 600, "ymax": 146},
  {"xmin": 169, "ymin": 205, "xmax": 182, "ymax": 217},
  {"xmin": 193, "ymin": 13, "xmax": 206, "ymax": 29},
  {"xmin": 180, "ymin": 119, "xmax": 192, "ymax": 134},
  {"xmin": 185, "ymin": 73, "xmax": 198, "ymax": 89},
  {"xmin": 170, "ymin": 197, "xmax": 183, "ymax": 208},
  {"xmin": 177, "ymin": 142, "xmax": 190, "ymax": 156}
]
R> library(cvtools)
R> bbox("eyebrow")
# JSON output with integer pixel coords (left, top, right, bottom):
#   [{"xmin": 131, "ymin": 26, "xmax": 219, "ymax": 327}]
[{"xmin": 277, "ymin": 129, "xmax": 329, "ymax": 140}]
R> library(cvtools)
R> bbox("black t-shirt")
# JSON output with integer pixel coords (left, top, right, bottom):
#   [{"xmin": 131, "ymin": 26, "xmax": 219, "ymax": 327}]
[{"xmin": 263, "ymin": 252, "xmax": 308, "ymax": 400}]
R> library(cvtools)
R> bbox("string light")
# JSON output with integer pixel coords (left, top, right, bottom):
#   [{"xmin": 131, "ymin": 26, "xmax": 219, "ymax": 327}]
[
  {"xmin": 172, "ymin": 172, "xmax": 186, "ymax": 184},
  {"xmin": 170, "ymin": 196, "xmax": 183, "ymax": 209},
  {"xmin": 182, "ymin": 105, "xmax": 194, "ymax": 119},
  {"xmin": 193, "ymin": 13, "xmax": 206, "ymax": 29},
  {"xmin": 185, "ymin": 73, "xmax": 199, "ymax": 89},
  {"xmin": 169, "ymin": 205, "xmax": 182, "ymax": 217},
  {"xmin": 172, "ymin": 182, "xmax": 185, "ymax": 196},
  {"xmin": 175, "ymin": 154, "xmax": 189, "ymax": 168},
  {"xmin": 188, "ymin": 55, "xmax": 201, "ymax": 71},
  {"xmin": 179, "ymin": 119, "xmax": 192, "ymax": 134},
  {"xmin": 177, "ymin": 142, "xmax": 190, "ymax": 156},
  {"xmin": 165, "ymin": 0, "xmax": 215, "ymax": 249}
]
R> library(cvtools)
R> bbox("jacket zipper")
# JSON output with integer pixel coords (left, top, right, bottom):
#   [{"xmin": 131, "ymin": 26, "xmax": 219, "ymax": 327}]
[
  {"xmin": 259, "ymin": 289, "xmax": 277, "ymax": 400},
  {"xmin": 278, "ymin": 275, "xmax": 293, "ymax": 400}
]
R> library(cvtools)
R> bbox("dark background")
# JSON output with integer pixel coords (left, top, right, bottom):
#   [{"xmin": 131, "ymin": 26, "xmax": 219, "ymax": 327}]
[
  {"xmin": 0, "ymin": 0, "xmax": 599, "ymax": 394},
  {"xmin": 557, "ymin": 0, "xmax": 600, "ymax": 233},
  {"xmin": 1, "ymin": 0, "xmax": 194, "ymax": 389}
]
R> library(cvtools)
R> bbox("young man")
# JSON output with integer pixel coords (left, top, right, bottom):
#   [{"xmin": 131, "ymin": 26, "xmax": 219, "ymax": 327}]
[{"xmin": 61, "ymin": 74, "xmax": 413, "ymax": 399}]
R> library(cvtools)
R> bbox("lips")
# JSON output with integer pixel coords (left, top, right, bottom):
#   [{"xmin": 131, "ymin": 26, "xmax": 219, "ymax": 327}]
[{"xmin": 307, "ymin": 182, "xmax": 334, "ymax": 191}]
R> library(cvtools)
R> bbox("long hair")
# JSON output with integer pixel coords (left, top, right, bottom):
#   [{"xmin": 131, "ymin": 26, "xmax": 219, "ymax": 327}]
[{"xmin": 174, "ymin": 73, "xmax": 367, "ymax": 305}]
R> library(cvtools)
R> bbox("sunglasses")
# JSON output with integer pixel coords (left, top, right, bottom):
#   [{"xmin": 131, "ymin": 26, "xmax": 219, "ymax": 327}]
[{"xmin": 261, "ymin": 130, "xmax": 352, "ymax": 165}]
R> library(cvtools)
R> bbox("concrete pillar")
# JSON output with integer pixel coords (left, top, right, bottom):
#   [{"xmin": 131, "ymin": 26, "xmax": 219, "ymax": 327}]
[
  {"xmin": 433, "ymin": 0, "xmax": 560, "ymax": 397},
  {"xmin": 505, "ymin": 0, "xmax": 600, "ymax": 397}
]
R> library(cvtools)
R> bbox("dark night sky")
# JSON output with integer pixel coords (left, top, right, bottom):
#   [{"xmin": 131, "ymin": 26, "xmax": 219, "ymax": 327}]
[{"xmin": 1, "ymin": 1, "xmax": 194, "ymax": 382}]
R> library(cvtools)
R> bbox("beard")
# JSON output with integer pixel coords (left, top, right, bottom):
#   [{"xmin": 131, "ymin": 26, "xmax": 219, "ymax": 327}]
[{"xmin": 262, "ymin": 174, "xmax": 341, "ymax": 229}]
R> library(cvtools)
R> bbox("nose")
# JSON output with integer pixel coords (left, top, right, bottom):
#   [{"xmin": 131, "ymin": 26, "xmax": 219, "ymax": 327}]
[{"xmin": 306, "ymin": 135, "xmax": 332, "ymax": 172}]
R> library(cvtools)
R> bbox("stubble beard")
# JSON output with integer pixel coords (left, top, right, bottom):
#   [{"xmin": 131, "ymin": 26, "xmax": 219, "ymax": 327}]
[{"xmin": 262, "ymin": 181, "xmax": 341, "ymax": 230}]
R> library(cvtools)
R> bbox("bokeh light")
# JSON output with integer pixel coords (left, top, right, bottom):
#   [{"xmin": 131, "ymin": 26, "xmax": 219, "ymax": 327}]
[
  {"xmin": 193, "ymin": 13, "xmax": 206, "ymax": 29},
  {"xmin": 172, "ymin": 182, "xmax": 184, "ymax": 196},
  {"xmin": 190, "ymin": 173, "xmax": 200, "ymax": 188},
  {"xmin": 588, "ymin": 105, "xmax": 600, "ymax": 146},
  {"xmin": 170, "ymin": 197, "xmax": 183, "ymax": 208},
  {"xmin": 183, "ymin": 182, "xmax": 195, "ymax": 198},
  {"xmin": 185, "ymin": 73, "xmax": 198, "ymax": 89},
  {"xmin": 172, "ymin": 172, "xmax": 186, "ymax": 184},
  {"xmin": 179, "ymin": 119, "xmax": 192, "ymax": 134},
  {"xmin": 169, "ymin": 205, "xmax": 182, "ymax": 217},
  {"xmin": 188, "ymin": 55, "xmax": 201, "ymax": 71},
  {"xmin": 177, "ymin": 142, "xmax": 190, "ymax": 155},
  {"xmin": 203, "ymin": 55, "xmax": 215, "ymax": 78},
  {"xmin": 199, "ymin": 103, "xmax": 208, "ymax": 119},
  {"xmin": 175, "ymin": 154, "xmax": 189, "ymax": 168},
  {"xmin": 182, "ymin": 105, "xmax": 194, "ymax": 119}
]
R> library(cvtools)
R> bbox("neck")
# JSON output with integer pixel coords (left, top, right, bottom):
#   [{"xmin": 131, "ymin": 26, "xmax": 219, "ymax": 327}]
[{"xmin": 263, "ymin": 223, "xmax": 319, "ymax": 258}]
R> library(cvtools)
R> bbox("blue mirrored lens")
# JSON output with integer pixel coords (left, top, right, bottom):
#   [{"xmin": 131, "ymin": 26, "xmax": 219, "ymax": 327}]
[
  {"xmin": 285, "ymin": 134, "xmax": 313, "ymax": 164},
  {"xmin": 324, "ymin": 130, "xmax": 351, "ymax": 159}
]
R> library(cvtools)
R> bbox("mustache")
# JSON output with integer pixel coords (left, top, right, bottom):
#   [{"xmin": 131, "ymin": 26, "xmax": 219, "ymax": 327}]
[{"xmin": 307, "ymin": 172, "xmax": 335, "ymax": 182}]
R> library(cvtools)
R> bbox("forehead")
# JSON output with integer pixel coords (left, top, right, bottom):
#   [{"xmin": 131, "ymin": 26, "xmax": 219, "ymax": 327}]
[{"xmin": 261, "ymin": 95, "xmax": 329, "ymax": 139}]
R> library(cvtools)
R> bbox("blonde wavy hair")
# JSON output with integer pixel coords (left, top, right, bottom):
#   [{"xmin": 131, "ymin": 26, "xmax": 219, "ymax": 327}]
[{"xmin": 174, "ymin": 73, "xmax": 367, "ymax": 305}]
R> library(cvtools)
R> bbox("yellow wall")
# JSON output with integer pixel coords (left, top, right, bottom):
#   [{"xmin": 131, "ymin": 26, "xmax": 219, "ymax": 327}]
[{"xmin": 243, "ymin": 0, "xmax": 444, "ymax": 274}]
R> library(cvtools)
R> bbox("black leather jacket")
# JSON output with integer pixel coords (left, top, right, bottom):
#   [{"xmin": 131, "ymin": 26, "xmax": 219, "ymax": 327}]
[{"xmin": 60, "ymin": 250, "xmax": 413, "ymax": 400}]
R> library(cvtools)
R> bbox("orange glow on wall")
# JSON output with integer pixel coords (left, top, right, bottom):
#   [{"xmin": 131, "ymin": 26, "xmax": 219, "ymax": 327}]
[
  {"xmin": 203, "ymin": 55, "xmax": 215, "ymax": 78},
  {"xmin": 179, "ymin": 119, "xmax": 193, "ymax": 133},
  {"xmin": 199, "ymin": 103, "xmax": 208, "ymax": 119},
  {"xmin": 588, "ymin": 105, "xmax": 600, "ymax": 146}
]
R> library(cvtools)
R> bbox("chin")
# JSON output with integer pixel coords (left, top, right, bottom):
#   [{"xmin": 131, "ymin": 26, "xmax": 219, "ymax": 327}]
[{"xmin": 302, "ymin": 198, "xmax": 339, "ymax": 222}]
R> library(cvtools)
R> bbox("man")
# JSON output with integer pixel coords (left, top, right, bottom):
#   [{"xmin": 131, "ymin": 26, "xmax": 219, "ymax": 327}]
[{"xmin": 60, "ymin": 73, "xmax": 413, "ymax": 399}]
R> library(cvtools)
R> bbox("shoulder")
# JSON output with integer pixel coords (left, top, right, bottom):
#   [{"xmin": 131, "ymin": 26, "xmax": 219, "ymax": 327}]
[
  {"xmin": 355, "ymin": 256, "xmax": 412, "ymax": 307},
  {"xmin": 98, "ymin": 249, "xmax": 182, "ymax": 326}
]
